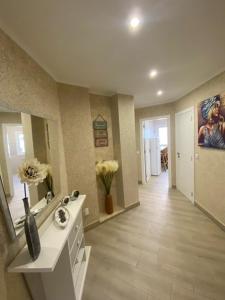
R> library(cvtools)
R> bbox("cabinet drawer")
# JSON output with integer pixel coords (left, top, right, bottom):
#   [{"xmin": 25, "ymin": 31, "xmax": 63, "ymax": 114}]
[
  {"xmin": 72, "ymin": 246, "xmax": 85, "ymax": 284},
  {"xmin": 68, "ymin": 211, "xmax": 82, "ymax": 249},
  {"xmin": 70, "ymin": 228, "xmax": 83, "ymax": 269}
]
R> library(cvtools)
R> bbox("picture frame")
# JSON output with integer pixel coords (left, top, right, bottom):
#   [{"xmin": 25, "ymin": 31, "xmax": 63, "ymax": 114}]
[
  {"xmin": 95, "ymin": 138, "xmax": 108, "ymax": 147},
  {"xmin": 198, "ymin": 92, "xmax": 225, "ymax": 149},
  {"xmin": 94, "ymin": 129, "xmax": 108, "ymax": 138}
]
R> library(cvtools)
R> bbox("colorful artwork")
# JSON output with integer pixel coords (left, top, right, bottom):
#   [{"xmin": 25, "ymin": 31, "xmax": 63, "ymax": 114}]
[{"xmin": 198, "ymin": 92, "xmax": 225, "ymax": 149}]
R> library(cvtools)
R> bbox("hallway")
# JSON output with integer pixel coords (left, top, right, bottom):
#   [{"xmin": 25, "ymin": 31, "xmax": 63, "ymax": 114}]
[{"xmin": 83, "ymin": 181, "xmax": 225, "ymax": 300}]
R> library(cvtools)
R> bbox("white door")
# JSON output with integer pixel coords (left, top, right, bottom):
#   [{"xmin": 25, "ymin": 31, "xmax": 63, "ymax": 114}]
[
  {"xmin": 150, "ymin": 138, "xmax": 161, "ymax": 176},
  {"xmin": 144, "ymin": 138, "xmax": 151, "ymax": 182},
  {"xmin": 175, "ymin": 107, "xmax": 194, "ymax": 203}
]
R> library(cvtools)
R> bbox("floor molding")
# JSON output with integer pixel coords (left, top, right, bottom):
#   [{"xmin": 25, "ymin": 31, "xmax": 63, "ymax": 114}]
[
  {"xmin": 84, "ymin": 220, "xmax": 100, "ymax": 232},
  {"xmin": 195, "ymin": 201, "xmax": 225, "ymax": 232},
  {"xmin": 125, "ymin": 201, "xmax": 140, "ymax": 210},
  {"xmin": 84, "ymin": 201, "xmax": 140, "ymax": 231}
]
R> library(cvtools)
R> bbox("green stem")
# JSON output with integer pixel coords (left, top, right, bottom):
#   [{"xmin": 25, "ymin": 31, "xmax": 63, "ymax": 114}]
[{"xmin": 99, "ymin": 172, "xmax": 114, "ymax": 195}]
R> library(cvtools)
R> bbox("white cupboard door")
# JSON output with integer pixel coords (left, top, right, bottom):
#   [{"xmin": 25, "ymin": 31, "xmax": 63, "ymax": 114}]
[{"xmin": 175, "ymin": 107, "xmax": 194, "ymax": 203}]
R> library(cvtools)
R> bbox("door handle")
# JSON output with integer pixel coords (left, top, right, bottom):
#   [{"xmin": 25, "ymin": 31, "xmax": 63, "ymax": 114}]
[{"xmin": 177, "ymin": 152, "xmax": 180, "ymax": 158}]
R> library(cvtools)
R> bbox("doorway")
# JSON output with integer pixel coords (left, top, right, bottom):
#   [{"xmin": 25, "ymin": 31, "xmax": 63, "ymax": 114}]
[
  {"xmin": 140, "ymin": 116, "xmax": 171, "ymax": 188},
  {"xmin": 1, "ymin": 124, "xmax": 27, "ymax": 221},
  {"xmin": 175, "ymin": 107, "xmax": 194, "ymax": 203}
]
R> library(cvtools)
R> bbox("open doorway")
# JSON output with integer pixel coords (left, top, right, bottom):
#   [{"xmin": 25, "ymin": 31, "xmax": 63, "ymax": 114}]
[
  {"xmin": 140, "ymin": 116, "xmax": 171, "ymax": 188},
  {"xmin": 1, "ymin": 123, "xmax": 28, "ymax": 222}
]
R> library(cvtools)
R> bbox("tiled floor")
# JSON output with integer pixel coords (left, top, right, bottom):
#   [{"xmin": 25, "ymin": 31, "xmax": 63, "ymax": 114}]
[{"xmin": 83, "ymin": 172, "xmax": 225, "ymax": 300}]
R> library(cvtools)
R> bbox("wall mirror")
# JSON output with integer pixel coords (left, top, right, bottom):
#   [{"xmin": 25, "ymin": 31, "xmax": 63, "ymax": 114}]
[{"xmin": 0, "ymin": 107, "xmax": 60, "ymax": 239}]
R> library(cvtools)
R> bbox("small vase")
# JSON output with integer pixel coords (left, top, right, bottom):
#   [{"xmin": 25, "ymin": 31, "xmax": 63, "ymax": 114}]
[
  {"xmin": 105, "ymin": 194, "xmax": 113, "ymax": 214},
  {"xmin": 23, "ymin": 197, "xmax": 41, "ymax": 261}
]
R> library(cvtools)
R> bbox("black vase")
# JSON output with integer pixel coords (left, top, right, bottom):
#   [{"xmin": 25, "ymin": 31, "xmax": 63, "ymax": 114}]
[{"xmin": 23, "ymin": 197, "xmax": 41, "ymax": 261}]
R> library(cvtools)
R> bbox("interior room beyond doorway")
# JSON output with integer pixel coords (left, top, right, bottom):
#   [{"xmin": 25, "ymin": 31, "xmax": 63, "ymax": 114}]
[{"xmin": 140, "ymin": 116, "xmax": 171, "ymax": 188}]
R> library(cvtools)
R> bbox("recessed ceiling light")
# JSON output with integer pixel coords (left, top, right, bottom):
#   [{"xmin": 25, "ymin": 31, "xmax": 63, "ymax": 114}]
[
  {"xmin": 149, "ymin": 69, "xmax": 158, "ymax": 78},
  {"xmin": 129, "ymin": 17, "xmax": 140, "ymax": 29},
  {"xmin": 157, "ymin": 90, "xmax": 163, "ymax": 96}
]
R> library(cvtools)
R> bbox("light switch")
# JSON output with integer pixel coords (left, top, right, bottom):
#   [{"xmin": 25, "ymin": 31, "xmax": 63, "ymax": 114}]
[
  {"xmin": 84, "ymin": 207, "xmax": 89, "ymax": 216},
  {"xmin": 195, "ymin": 153, "xmax": 199, "ymax": 160}
]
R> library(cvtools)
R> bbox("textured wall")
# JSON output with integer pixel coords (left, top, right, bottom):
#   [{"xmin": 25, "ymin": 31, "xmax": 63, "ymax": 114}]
[
  {"xmin": 112, "ymin": 94, "xmax": 139, "ymax": 208},
  {"xmin": 58, "ymin": 84, "xmax": 99, "ymax": 226},
  {"xmin": 0, "ymin": 29, "xmax": 67, "ymax": 300},
  {"xmin": 89, "ymin": 94, "xmax": 118, "ymax": 213},
  {"xmin": 135, "ymin": 71, "xmax": 225, "ymax": 226},
  {"xmin": 135, "ymin": 103, "xmax": 175, "ymax": 185},
  {"xmin": 90, "ymin": 94, "xmax": 114, "ymax": 161},
  {"xmin": 174, "ymin": 71, "xmax": 225, "ymax": 226}
]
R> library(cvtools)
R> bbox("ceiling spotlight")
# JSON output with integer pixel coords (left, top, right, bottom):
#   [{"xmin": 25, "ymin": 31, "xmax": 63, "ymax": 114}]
[
  {"xmin": 157, "ymin": 90, "xmax": 163, "ymax": 96},
  {"xmin": 149, "ymin": 70, "xmax": 158, "ymax": 78},
  {"xmin": 129, "ymin": 17, "xmax": 140, "ymax": 29}
]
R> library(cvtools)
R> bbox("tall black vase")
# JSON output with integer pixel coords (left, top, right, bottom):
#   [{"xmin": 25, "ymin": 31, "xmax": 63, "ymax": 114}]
[{"xmin": 23, "ymin": 197, "xmax": 41, "ymax": 261}]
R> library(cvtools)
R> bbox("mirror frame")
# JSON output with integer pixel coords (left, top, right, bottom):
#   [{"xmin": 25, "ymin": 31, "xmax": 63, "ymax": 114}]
[
  {"xmin": 0, "ymin": 109, "xmax": 60, "ymax": 240},
  {"xmin": 0, "ymin": 176, "xmax": 16, "ymax": 240}
]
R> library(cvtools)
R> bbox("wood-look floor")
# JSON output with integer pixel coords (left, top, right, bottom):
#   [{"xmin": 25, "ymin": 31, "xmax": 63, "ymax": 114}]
[{"xmin": 83, "ymin": 172, "xmax": 225, "ymax": 300}]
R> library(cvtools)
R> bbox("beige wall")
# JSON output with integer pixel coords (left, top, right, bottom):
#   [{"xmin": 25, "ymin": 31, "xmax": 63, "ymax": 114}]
[
  {"xmin": 58, "ymin": 84, "xmax": 99, "ymax": 226},
  {"xmin": 112, "ymin": 94, "xmax": 139, "ymax": 208},
  {"xmin": 174, "ymin": 71, "xmax": 225, "ymax": 226},
  {"xmin": 135, "ymin": 103, "xmax": 175, "ymax": 185},
  {"xmin": 89, "ymin": 94, "xmax": 118, "ymax": 213},
  {"xmin": 0, "ymin": 29, "xmax": 67, "ymax": 300},
  {"xmin": 90, "ymin": 94, "xmax": 114, "ymax": 161}
]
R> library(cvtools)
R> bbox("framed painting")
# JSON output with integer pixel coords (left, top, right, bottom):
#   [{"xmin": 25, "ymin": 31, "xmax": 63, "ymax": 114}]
[{"xmin": 198, "ymin": 92, "xmax": 225, "ymax": 149}]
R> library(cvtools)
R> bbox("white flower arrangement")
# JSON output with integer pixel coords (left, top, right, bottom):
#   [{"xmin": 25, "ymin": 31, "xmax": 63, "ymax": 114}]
[
  {"xmin": 18, "ymin": 158, "xmax": 48, "ymax": 186},
  {"xmin": 95, "ymin": 160, "xmax": 119, "ymax": 195}
]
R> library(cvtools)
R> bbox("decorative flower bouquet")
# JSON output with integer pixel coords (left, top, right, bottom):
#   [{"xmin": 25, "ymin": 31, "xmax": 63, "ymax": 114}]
[
  {"xmin": 18, "ymin": 158, "xmax": 48, "ymax": 187},
  {"xmin": 95, "ymin": 160, "xmax": 119, "ymax": 214},
  {"xmin": 18, "ymin": 158, "xmax": 49, "ymax": 261}
]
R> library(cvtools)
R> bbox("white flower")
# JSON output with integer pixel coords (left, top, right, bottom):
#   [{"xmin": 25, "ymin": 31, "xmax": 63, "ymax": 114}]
[
  {"xmin": 18, "ymin": 158, "xmax": 48, "ymax": 186},
  {"xmin": 108, "ymin": 160, "xmax": 119, "ymax": 173},
  {"xmin": 95, "ymin": 160, "xmax": 119, "ymax": 175},
  {"xmin": 95, "ymin": 160, "xmax": 119, "ymax": 195}
]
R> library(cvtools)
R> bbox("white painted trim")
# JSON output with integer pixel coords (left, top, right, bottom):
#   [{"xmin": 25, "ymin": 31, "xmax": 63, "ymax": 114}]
[
  {"xmin": 139, "ymin": 120, "xmax": 145, "ymax": 184},
  {"xmin": 175, "ymin": 106, "xmax": 195, "ymax": 203},
  {"xmin": 139, "ymin": 115, "xmax": 172, "ymax": 188},
  {"xmin": 175, "ymin": 106, "xmax": 194, "ymax": 116},
  {"xmin": 2, "ymin": 124, "xmax": 15, "ymax": 196}
]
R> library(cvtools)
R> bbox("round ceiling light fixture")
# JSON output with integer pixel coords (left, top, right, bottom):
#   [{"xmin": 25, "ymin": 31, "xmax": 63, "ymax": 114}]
[
  {"xmin": 157, "ymin": 90, "xmax": 163, "ymax": 96},
  {"xmin": 129, "ymin": 17, "xmax": 140, "ymax": 30},
  {"xmin": 149, "ymin": 69, "xmax": 158, "ymax": 78}
]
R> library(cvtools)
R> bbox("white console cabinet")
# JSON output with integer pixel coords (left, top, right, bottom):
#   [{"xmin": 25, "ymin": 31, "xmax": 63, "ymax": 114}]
[{"xmin": 8, "ymin": 195, "xmax": 91, "ymax": 300}]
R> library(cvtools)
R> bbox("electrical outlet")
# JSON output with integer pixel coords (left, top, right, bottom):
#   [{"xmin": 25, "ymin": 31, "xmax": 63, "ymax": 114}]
[{"xmin": 84, "ymin": 207, "xmax": 89, "ymax": 216}]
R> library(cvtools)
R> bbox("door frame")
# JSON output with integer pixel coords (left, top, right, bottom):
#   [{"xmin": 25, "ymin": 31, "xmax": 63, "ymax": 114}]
[
  {"xmin": 175, "ymin": 106, "xmax": 195, "ymax": 203},
  {"xmin": 140, "ymin": 115, "xmax": 172, "ymax": 188}
]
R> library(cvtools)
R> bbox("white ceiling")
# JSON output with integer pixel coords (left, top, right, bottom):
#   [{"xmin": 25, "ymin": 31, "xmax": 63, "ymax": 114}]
[{"xmin": 0, "ymin": 0, "xmax": 225, "ymax": 107}]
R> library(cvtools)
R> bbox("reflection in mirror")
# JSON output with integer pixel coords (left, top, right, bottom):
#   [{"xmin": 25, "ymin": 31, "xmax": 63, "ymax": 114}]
[{"xmin": 0, "ymin": 108, "xmax": 60, "ymax": 237}]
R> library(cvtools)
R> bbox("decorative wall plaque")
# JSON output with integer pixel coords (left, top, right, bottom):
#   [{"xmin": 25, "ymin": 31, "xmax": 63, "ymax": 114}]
[{"xmin": 93, "ymin": 114, "xmax": 108, "ymax": 147}]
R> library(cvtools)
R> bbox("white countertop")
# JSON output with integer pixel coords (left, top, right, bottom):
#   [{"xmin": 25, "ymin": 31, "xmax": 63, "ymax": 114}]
[{"xmin": 8, "ymin": 195, "xmax": 86, "ymax": 273}]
